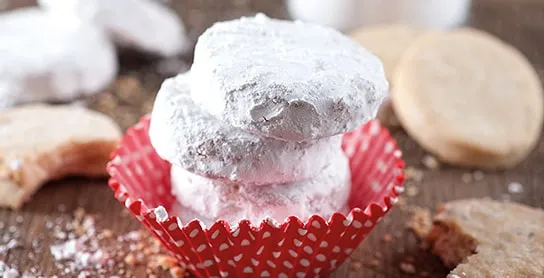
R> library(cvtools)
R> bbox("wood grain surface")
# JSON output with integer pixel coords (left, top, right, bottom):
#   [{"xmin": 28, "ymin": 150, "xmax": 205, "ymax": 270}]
[{"xmin": 1, "ymin": 0, "xmax": 543, "ymax": 277}]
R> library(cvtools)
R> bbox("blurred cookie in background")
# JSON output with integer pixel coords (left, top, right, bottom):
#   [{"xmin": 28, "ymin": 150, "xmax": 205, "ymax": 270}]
[
  {"xmin": 391, "ymin": 28, "xmax": 543, "ymax": 169},
  {"xmin": 350, "ymin": 24, "xmax": 427, "ymax": 128},
  {"xmin": 0, "ymin": 7, "xmax": 117, "ymax": 110},
  {"xmin": 38, "ymin": 0, "xmax": 191, "ymax": 57},
  {"xmin": 350, "ymin": 24, "xmax": 426, "ymax": 82}
]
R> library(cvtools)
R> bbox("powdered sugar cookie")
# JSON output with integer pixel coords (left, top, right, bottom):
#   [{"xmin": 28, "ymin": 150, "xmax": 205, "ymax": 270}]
[
  {"xmin": 392, "ymin": 28, "xmax": 544, "ymax": 169},
  {"xmin": 171, "ymin": 150, "xmax": 351, "ymax": 225},
  {"xmin": 149, "ymin": 72, "xmax": 342, "ymax": 185},
  {"xmin": 191, "ymin": 14, "xmax": 388, "ymax": 141},
  {"xmin": 0, "ymin": 105, "xmax": 122, "ymax": 209},
  {"xmin": 0, "ymin": 8, "xmax": 117, "ymax": 109},
  {"xmin": 38, "ymin": 0, "xmax": 189, "ymax": 57},
  {"xmin": 426, "ymin": 199, "xmax": 544, "ymax": 277}
]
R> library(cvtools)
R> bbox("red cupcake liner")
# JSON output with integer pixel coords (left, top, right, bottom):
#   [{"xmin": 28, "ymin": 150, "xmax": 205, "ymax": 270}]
[{"xmin": 107, "ymin": 115, "xmax": 405, "ymax": 277}]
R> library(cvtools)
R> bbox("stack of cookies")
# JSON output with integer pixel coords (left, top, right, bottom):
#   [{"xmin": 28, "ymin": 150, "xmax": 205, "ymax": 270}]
[{"xmin": 149, "ymin": 14, "xmax": 388, "ymax": 225}]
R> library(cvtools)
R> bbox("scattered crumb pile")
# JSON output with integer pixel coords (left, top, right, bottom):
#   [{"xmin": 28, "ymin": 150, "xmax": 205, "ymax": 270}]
[
  {"xmin": 49, "ymin": 208, "xmax": 186, "ymax": 278},
  {"xmin": 0, "ymin": 207, "xmax": 186, "ymax": 277},
  {"xmin": 405, "ymin": 206, "xmax": 432, "ymax": 238}
]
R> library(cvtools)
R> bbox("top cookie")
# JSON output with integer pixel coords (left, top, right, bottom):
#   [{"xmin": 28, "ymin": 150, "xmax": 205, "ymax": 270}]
[
  {"xmin": 149, "ymin": 72, "xmax": 343, "ymax": 185},
  {"xmin": 191, "ymin": 14, "xmax": 388, "ymax": 141}
]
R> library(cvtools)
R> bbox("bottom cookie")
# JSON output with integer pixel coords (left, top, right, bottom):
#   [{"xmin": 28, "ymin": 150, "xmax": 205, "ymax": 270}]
[
  {"xmin": 425, "ymin": 199, "xmax": 544, "ymax": 278},
  {"xmin": 170, "ymin": 150, "xmax": 351, "ymax": 226}
]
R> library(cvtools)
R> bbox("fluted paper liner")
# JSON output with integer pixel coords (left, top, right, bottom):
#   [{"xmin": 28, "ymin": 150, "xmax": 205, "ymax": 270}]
[{"xmin": 107, "ymin": 115, "xmax": 405, "ymax": 277}]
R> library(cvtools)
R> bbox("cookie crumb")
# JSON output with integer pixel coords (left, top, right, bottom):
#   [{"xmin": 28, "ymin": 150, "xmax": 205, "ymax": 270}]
[
  {"xmin": 461, "ymin": 173, "xmax": 473, "ymax": 183},
  {"xmin": 507, "ymin": 182, "xmax": 523, "ymax": 194},
  {"xmin": 369, "ymin": 259, "xmax": 380, "ymax": 267},
  {"xmin": 422, "ymin": 155, "xmax": 440, "ymax": 170},
  {"xmin": 99, "ymin": 229, "xmax": 113, "ymax": 239},
  {"xmin": 381, "ymin": 234, "xmax": 392, "ymax": 243},
  {"xmin": 405, "ymin": 167, "xmax": 424, "ymax": 183},
  {"xmin": 472, "ymin": 170, "xmax": 485, "ymax": 181},
  {"xmin": 351, "ymin": 261, "xmax": 362, "ymax": 270},
  {"xmin": 399, "ymin": 262, "xmax": 416, "ymax": 274},
  {"xmin": 406, "ymin": 206, "xmax": 432, "ymax": 238},
  {"xmin": 406, "ymin": 185, "xmax": 419, "ymax": 197},
  {"xmin": 124, "ymin": 254, "xmax": 136, "ymax": 266},
  {"xmin": 15, "ymin": 215, "xmax": 24, "ymax": 224},
  {"xmin": 154, "ymin": 206, "xmax": 168, "ymax": 222},
  {"xmin": 155, "ymin": 255, "xmax": 178, "ymax": 270},
  {"xmin": 169, "ymin": 266, "xmax": 186, "ymax": 278},
  {"xmin": 58, "ymin": 204, "xmax": 67, "ymax": 212}
]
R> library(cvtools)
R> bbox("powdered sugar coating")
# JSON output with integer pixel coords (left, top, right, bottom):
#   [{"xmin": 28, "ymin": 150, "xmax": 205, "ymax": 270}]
[
  {"xmin": 171, "ymin": 150, "xmax": 351, "ymax": 225},
  {"xmin": 149, "ymin": 72, "xmax": 343, "ymax": 185},
  {"xmin": 191, "ymin": 14, "xmax": 388, "ymax": 141},
  {"xmin": 38, "ymin": 0, "xmax": 189, "ymax": 57},
  {"xmin": 0, "ymin": 8, "xmax": 117, "ymax": 109}
]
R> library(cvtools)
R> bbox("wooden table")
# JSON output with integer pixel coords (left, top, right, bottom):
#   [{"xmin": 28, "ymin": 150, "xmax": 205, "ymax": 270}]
[{"xmin": 1, "ymin": 0, "xmax": 543, "ymax": 277}]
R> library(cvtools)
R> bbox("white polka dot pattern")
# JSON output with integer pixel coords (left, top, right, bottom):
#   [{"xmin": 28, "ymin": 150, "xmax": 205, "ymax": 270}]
[{"xmin": 107, "ymin": 117, "xmax": 405, "ymax": 277}]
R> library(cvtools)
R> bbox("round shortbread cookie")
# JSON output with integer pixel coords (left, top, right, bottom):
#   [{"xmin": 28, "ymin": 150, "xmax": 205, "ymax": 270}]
[
  {"xmin": 191, "ymin": 14, "xmax": 388, "ymax": 141},
  {"xmin": 0, "ymin": 8, "xmax": 117, "ymax": 109},
  {"xmin": 149, "ymin": 72, "xmax": 343, "ymax": 185},
  {"xmin": 171, "ymin": 150, "xmax": 351, "ymax": 225},
  {"xmin": 392, "ymin": 28, "xmax": 544, "ymax": 169}
]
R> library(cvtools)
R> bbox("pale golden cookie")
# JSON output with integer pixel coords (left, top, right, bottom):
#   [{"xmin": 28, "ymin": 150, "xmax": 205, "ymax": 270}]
[
  {"xmin": 350, "ymin": 24, "xmax": 425, "ymax": 82},
  {"xmin": 350, "ymin": 24, "xmax": 425, "ymax": 127},
  {"xmin": 0, "ymin": 105, "xmax": 121, "ymax": 209},
  {"xmin": 392, "ymin": 28, "xmax": 544, "ymax": 169},
  {"xmin": 426, "ymin": 199, "xmax": 544, "ymax": 278}
]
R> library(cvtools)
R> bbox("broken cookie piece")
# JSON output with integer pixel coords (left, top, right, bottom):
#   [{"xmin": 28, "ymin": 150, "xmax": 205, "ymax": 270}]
[
  {"xmin": 0, "ymin": 105, "xmax": 122, "ymax": 209},
  {"xmin": 426, "ymin": 199, "xmax": 544, "ymax": 278}
]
